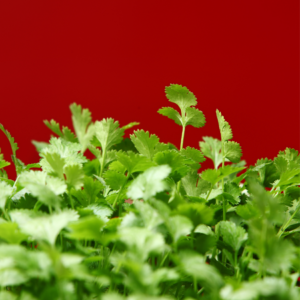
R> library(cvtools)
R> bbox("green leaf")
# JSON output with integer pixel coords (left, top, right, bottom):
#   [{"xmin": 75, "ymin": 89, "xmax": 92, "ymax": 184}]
[
  {"xmin": 181, "ymin": 171, "xmax": 211, "ymax": 197},
  {"xmin": 66, "ymin": 215, "xmax": 105, "ymax": 241},
  {"xmin": 0, "ymin": 124, "xmax": 18, "ymax": 154},
  {"xmin": 167, "ymin": 215, "xmax": 193, "ymax": 244},
  {"xmin": 185, "ymin": 107, "xmax": 206, "ymax": 128},
  {"xmin": 177, "ymin": 250, "xmax": 223, "ymax": 291},
  {"xmin": 85, "ymin": 203, "xmax": 113, "ymax": 222},
  {"xmin": 40, "ymin": 152, "xmax": 66, "ymax": 178},
  {"xmin": 134, "ymin": 200, "xmax": 164, "ymax": 230},
  {"xmin": 0, "ymin": 149, "xmax": 10, "ymax": 169},
  {"xmin": 127, "ymin": 165, "xmax": 171, "ymax": 200},
  {"xmin": 0, "ymin": 181, "xmax": 12, "ymax": 209},
  {"xmin": 274, "ymin": 156, "xmax": 288, "ymax": 174},
  {"xmin": 61, "ymin": 126, "xmax": 78, "ymax": 143},
  {"xmin": 23, "ymin": 183, "xmax": 61, "ymax": 209},
  {"xmin": 216, "ymin": 110, "xmax": 233, "ymax": 141},
  {"xmin": 165, "ymin": 84, "xmax": 197, "ymax": 111},
  {"xmin": 83, "ymin": 176, "xmax": 104, "ymax": 204},
  {"xmin": 94, "ymin": 118, "xmax": 124, "ymax": 152},
  {"xmin": 200, "ymin": 169, "xmax": 219, "ymax": 185},
  {"xmin": 64, "ymin": 164, "xmax": 85, "ymax": 190},
  {"xmin": 157, "ymin": 107, "xmax": 182, "ymax": 126},
  {"xmin": 32, "ymin": 141, "xmax": 49, "ymax": 152},
  {"xmin": 201, "ymin": 166, "xmax": 245, "ymax": 186},
  {"xmin": 19, "ymin": 170, "xmax": 67, "ymax": 194},
  {"xmin": 116, "ymin": 151, "xmax": 155, "ymax": 174},
  {"xmin": 10, "ymin": 209, "xmax": 79, "ymax": 245},
  {"xmin": 153, "ymin": 150, "xmax": 192, "ymax": 181},
  {"xmin": 224, "ymin": 182, "xmax": 241, "ymax": 204},
  {"xmin": 40, "ymin": 137, "xmax": 87, "ymax": 178},
  {"xmin": 111, "ymin": 137, "xmax": 138, "ymax": 153},
  {"xmin": 130, "ymin": 130, "xmax": 159, "ymax": 160},
  {"xmin": 0, "ymin": 222, "xmax": 28, "ymax": 244},
  {"xmin": 180, "ymin": 147, "xmax": 205, "ymax": 170},
  {"xmin": 219, "ymin": 221, "xmax": 248, "ymax": 252},
  {"xmin": 176, "ymin": 203, "xmax": 214, "ymax": 227},
  {"xmin": 254, "ymin": 158, "xmax": 279, "ymax": 188},
  {"xmin": 122, "ymin": 121, "xmax": 140, "ymax": 130},
  {"xmin": 224, "ymin": 141, "xmax": 242, "ymax": 163},
  {"xmin": 44, "ymin": 119, "xmax": 64, "ymax": 137},
  {"xmin": 0, "ymin": 124, "xmax": 20, "ymax": 174},
  {"xmin": 0, "ymin": 244, "xmax": 51, "ymax": 286},
  {"xmin": 118, "ymin": 227, "xmax": 166, "ymax": 261},
  {"xmin": 70, "ymin": 103, "xmax": 94, "ymax": 152},
  {"xmin": 103, "ymin": 170, "xmax": 127, "ymax": 190},
  {"xmin": 277, "ymin": 148, "xmax": 300, "ymax": 166},
  {"xmin": 19, "ymin": 170, "xmax": 67, "ymax": 209},
  {"xmin": 200, "ymin": 136, "xmax": 223, "ymax": 169}
]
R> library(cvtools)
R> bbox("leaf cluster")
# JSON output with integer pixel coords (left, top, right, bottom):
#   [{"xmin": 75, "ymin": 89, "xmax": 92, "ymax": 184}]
[{"xmin": 0, "ymin": 85, "xmax": 299, "ymax": 300}]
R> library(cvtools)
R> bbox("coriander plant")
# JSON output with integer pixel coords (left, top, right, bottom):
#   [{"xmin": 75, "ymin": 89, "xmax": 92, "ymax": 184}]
[{"xmin": 0, "ymin": 84, "xmax": 299, "ymax": 300}]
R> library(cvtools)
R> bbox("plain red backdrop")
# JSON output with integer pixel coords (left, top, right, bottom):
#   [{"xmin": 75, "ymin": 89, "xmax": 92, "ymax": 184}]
[{"xmin": 0, "ymin": 1, "xmax": 299, "ymax": 179}]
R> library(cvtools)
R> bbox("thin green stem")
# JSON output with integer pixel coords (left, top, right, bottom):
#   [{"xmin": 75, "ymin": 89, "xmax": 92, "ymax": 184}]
[
  {"xmin": 197, "ymin": 287, "xmax": 205, "ymax": 295},
  {"xmin": 69, "ymin": 193, "xmax": 75, "ymax": 210},
  {"xmin": 177, "ymin": 125, "xmax": 186, "ymax": 192},
  {"xmin": 179, "ymin": 125, "xmax": 186, "ymax": 151},
  {"xmin": 206, "ymin": 186, "xmax": 213, "ymax": 201},
  {"xmin": 100, "ymin": 147, "xmax": 107, "ymax": 177},
  {"xmin": 277, "ymin": 202, "xmax": 300, "ymax": 238},
  {"xmin": 193, "ymin": 276, "xmax": 197, "ymax": 293},
  {"xmin": 2, "ymin": 207, "xmax": 10, "ymax": 221},
  {"xmin": 34, "ymin": 201, "xmax": 43, "ymax": 212},
  {"xmin": 223, "ymin": 196, "xmax": 227, "ymax": 221},
  {"xmin": 159, "ymin": 253, "xmax": 169, "ymax": 267},
  {"xmin": 112, "ymin": 174, "xmax": 129, "ymax": 209}
]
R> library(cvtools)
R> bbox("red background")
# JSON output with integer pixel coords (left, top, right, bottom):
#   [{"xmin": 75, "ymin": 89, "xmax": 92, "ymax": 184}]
[{"xmin": 0, "ymin": 1, "xmax": 299, "ymax": 179}]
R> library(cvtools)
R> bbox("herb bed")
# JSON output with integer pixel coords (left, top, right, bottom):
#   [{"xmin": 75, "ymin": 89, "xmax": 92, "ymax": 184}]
[{"xmin": 0, "ymin": 84, "xmax": 299, "ymax": 300}]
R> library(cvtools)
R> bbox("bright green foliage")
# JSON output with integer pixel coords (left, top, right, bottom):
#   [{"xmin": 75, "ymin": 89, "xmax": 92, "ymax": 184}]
[
  {"xmin": 103, "ymin": 170, "xmax": 127, "ymax": 190},
  {"xmin": 0, "ymin": 222, "xmax": 28, "ymax": 244},
  {"xmin": 167, "ymin": 215, "xmax": 193, "ymax": 244},
  {"xmin": 0, "ymin": 244, "xmax": 52, "ymax": 286},
  {"xmin": 216, "ymin": 110, "xmax": 242, "ymax": 164},
  {"xmin": 153, "ymin": 150, "xmax": 193, "ymax": 181},
  {"xmin": 219, "ymin": 221, "xmax": 248, "ymax": 252},
  {"xmin": 0, "ymin": 89, "xmax": 300, "ymax": 300},
  {"xmin": 0, "ymin": 148, "xmax": 10, "ymax": 169},
  {"xmin": 201, "ymin": 165, "xmax": 245, "ymax": 186},
  {"xmin": 180, "ymin": 147, "xmax": 205, "ymax": 170},
  {"xmin": 176, "ymin": 203, "xmax": 214, "ymax": 227},
  {"xmin": 118, "ymin": 227, "xmax": 166, "ymax": 262},
  {"xmin": 127, "ymin": 165, "xmax": 171, "ymax": 200},
  {"xmin": 0, "ymin": 123, "xmax": 21, "ymax": 175},
  {"xmin": 44, "ymin": 119, "xmax": 78, "ymax": 143},
  {"xmin": 224, "ymin": 141, "xmax": 242, "ymax": 163},
  {"xmin": 94, "ymin": 118, "xmax": 124, "ymax": 152},
  {"xmin": 177, "ymin": 250, "xmax": 224, "ymax": 291},
  {"xmin": 122, "ymin": 121, "xmax": 140, "ymax": 130},
  {"xmin": 64, "ymin": 164, "xmax": 85, "ymax": 190},
  {"xmin": 115, "ymin": 151, "xmax": 155, "ymax": 174},
  {"xmin": 184, "ymin": 107, "xmax": 206, "ymax": 128},
  {"xmin": 130, "ymin": 130, "xmax": 160, "ymax": 160},
  {"xmin": 0, "ymin": 181, "xmax": 12, "ymax": 209},
  {"xmin": 18, "ymin": 170, "xmax": 67, "ymax": 209},
  {"xmin": 10, "ymin": 209, "xmax": 79, "ymax": 245},
  {"xmin": 70, "ymin": 103, "xmax": 94, "ymax": 152},
  {"xmin": 216, "ymin": 110, "xmax": 233, "ymax": 142},
  {"xmin": 200, "ymin": 136, "xmax": 226, "ymax": 169},
  {"xmin": 40, "ymin": 137, "xmax": 87, "ymax": 179},
  {"xmin": 158, "ymin": 107, "xmax": 182, "ymax": 125},
  {"xmin": 66, "ymin": 215, "xmax": 105, "ymax": 241}
]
